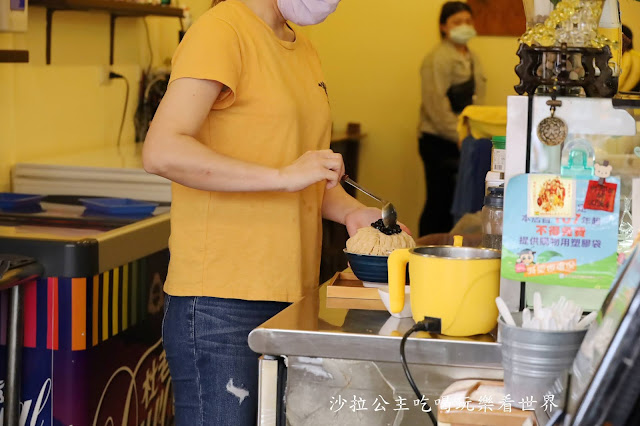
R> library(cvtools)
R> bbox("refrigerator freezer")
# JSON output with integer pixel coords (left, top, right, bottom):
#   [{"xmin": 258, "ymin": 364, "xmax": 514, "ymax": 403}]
[{"xmin": 12, "ymin": 145, "xmax": 171, "ymax": 202}]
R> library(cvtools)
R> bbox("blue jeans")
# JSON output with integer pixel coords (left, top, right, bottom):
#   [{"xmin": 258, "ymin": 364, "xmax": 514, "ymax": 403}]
[{"xmin": 162, "ymin": 294, "xmax": 290, "ymax": 426}]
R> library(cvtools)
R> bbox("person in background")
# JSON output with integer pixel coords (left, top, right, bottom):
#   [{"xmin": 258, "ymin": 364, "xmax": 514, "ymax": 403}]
[
  {"xmin": 418, "ymin": 1, "xmax": 486, "ymax": 236},
  {"xmin": 620, "ymin": 24, "xmax": 640, "ymax": 92},
  {"xmin": 142, "ymin": 0, "xmax": 407, "ymax": 424}
]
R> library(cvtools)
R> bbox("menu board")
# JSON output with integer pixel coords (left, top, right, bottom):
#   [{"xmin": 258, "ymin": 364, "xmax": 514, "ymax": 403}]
[
  {"xmin": 566, "ymin": 245, "xmax": 640, "ymax": 423},
  {"xmin": 634, "ymin": 178, "xmax": 639, "ymax": 240},
  {"xmin": 502, "ymin": 174, "xmax": 620, "ymax": 289},
  {"xmin": 467, "ymin": 0, "xmax": 525, "ymax": 37}
]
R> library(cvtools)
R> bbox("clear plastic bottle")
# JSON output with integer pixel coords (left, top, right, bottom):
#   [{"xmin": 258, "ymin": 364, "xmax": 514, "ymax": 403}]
[
  {"xmin": 598, "ymin": 0, "xmax": 622, "ymax": 78},
  {"xmin": 618, "ymin": 196, "xmax": 634, "ymax": 255},
  {"xmin": 482, "ymin": 187, "xmax": 504, "ymax": 250}
]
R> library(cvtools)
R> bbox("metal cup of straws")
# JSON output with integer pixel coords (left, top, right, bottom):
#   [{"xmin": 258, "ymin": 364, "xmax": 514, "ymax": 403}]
[{"xmin": 498, "ymin": 313, "xmax": 587, "ymax": 410}]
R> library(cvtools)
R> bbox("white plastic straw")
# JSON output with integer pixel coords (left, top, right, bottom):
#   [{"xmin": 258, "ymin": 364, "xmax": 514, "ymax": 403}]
[
  {"xmin": 496, "ymin": 297, "xmax": 516, "ymax": 326},
  {"xmin": 533, "ymin": 292, "xmax": 543, "ymax": 319},
  {"xmin": 577, "ymin": 311, "xmax": 598, "ymax": 329},
  {"xmin": 523, "ymin": 308, "xmax": 532, "ymax": 327},
  {"xmin": 518, "ymin": 292, "xmax": 592, "ymax": 331}
]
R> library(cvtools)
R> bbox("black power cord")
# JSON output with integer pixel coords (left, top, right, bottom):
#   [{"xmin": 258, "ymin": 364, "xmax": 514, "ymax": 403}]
[
  {"xmin": 109, "ymin": 71, "xmax": 130, "ymax": 147},
  {"xmin": 400, "ymin": 318, "xmax": 441, "ymax": 425},
  {"xmin": 143, "ymin": 18, "xmax": 153, "ymax": 75}
]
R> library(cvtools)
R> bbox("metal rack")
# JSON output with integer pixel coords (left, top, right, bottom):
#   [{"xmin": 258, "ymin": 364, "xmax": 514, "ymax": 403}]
[
  {"xmin": 0, "ymin": 50, "xmax": 29, "ymax": 63},
  {"xmin": 30, "ymin": 0, "xmax": 184, "ymax": 64}
]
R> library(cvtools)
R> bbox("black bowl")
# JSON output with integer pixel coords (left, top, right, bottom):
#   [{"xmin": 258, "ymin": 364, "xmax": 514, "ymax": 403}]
[{"xmin": 344, "ymin": 251, "xmax": 409, "ymax": 284}]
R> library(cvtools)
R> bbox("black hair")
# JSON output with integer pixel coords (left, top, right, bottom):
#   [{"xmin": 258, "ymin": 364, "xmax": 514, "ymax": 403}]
[
  {"xmin": 439, "ymin": 1, "xmax": 473, "ymax": 38},
  {"xmin": 623, "ymin": 24, "xmax": 633, "ymax": 50}
]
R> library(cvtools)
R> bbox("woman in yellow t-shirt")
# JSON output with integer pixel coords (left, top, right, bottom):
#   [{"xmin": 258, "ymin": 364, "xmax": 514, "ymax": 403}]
[{"xmin": 143, "ymin": 0, "xmax": 396, "ymax": 424}]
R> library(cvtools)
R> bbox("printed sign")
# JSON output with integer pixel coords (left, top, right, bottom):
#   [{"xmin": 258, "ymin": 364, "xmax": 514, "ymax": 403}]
[
  {"xmin": 566, "ymin": 246, "xmax": 640, "ymax": 414},
  {"xmin": 528, "ymin": 175, "xmax": 576, "ymax": 218},
  {"xmin": 584, "ymin": 181, "xmax": 617, "ymax": 212},
  {"xmin": 0, "ymin": 250, "xmax": 172, "ymax": 426},
  {"xmin": 632, "ymin": 179, "xmax": 639, "ymax": 239},
  {"xmin": 502, "ymin": 174, "xmax": 620, "ymax": 289}
]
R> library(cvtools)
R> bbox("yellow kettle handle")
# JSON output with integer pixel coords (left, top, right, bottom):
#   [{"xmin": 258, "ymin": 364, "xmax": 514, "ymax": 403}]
[
  {"xmin": 453, "ymin": 235, "xmax": 463, "ymax": 247},
  {"xmin": 388, "ymin": 248, "xmax": 411, "ymax": 313}
]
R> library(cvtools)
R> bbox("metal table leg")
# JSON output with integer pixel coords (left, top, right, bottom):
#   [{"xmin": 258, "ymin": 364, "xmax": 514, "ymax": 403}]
[
  {"xmin": 276, "ymin": 356, "xmax": 287, "ymax": 426},
  {"xmin": 257, "ymin": 355, "xmax": 287, "ymax": 426},
  {"xmin": 0, "ymin": 256, "xmax": 42, "ymax": 426},
  {"xmin": 5, "ymin": 284, "xmax": 24, "ymax": 426}
]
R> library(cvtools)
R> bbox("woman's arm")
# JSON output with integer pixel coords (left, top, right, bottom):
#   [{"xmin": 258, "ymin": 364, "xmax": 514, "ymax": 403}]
[
  {"xmin": 143, "ymin": 77, "xmax": 344, "ymax": 192},
  {"xmin": 322, "ymin": 185, "xmax": 366, "ymax": 222}
]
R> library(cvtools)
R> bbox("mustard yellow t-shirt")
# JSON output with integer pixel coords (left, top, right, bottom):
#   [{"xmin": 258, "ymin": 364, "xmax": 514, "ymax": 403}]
[{"xmin": 163, "ymin": 0, "xmax": 331, "ymax": 302}]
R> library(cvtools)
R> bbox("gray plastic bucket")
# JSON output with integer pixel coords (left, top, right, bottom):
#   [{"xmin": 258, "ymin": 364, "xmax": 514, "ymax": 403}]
[{"xmin": 499, "ymin": 313, "xmax": 587, "ymax": 409}]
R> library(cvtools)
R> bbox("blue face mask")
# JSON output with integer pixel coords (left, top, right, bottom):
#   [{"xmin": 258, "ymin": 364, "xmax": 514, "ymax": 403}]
[{"xmin": 449, "ymin": 24, "xmax": 477, "ymax": 44}]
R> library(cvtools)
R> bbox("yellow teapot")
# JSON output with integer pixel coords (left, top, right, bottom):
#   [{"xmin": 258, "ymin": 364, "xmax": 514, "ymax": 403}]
[{"xmin": 388, "ymin": 237, "xmax": 501, "ymax": 336}]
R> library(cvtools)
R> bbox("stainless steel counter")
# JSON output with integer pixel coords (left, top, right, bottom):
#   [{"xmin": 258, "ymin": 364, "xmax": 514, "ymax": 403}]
[
  {"xmin": 250, "ymin": 283, "xmax": 505, "ymax": 425},
  {"xmin": 249, "ymin": 283, "xmax": 502, "ymax": 368}
]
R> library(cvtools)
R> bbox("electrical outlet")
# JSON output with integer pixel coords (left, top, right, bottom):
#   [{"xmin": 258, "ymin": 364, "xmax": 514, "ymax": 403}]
[{"xmin": 98, "ymin": 66, "xmax": 110, "ymax": 86}]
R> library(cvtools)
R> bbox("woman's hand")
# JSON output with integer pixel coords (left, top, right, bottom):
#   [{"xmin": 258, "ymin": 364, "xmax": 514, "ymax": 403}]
[
  {"xmin": 279, "ymin": 149, "xmax": 345, "ymax": 192},
  {"xmin": 344, "ymin": 207, "xmax": 411, "ymax": 237}
]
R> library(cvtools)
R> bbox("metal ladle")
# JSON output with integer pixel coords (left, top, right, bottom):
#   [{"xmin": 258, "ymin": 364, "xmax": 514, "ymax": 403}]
[{"xmin": 341, "ymin": 175, "xmax": 398, "ymax": 228}]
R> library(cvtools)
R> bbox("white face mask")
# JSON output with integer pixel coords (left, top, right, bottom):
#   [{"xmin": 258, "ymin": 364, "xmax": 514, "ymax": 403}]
[
  {"xmin": 449, "ymin": 24, "xmax": 477, "ymax": 44},
  {"xmin": 277, "ymin": 0, "xmax": 340, "ymax": 26}
]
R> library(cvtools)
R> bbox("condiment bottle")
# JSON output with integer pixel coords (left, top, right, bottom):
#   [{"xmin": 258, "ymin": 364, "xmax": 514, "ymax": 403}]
[{"xmin": 482, "ymin": 186, "xmax": 504, "ymax": 250}]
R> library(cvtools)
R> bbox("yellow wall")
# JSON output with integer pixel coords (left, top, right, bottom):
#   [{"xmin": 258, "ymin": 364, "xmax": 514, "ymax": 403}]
[
  {"xmin": 2, "ymin": 0, "xmax": 639, "ymax": 234},
  {"xmin": 0, "ymin": 2, "xmax": 191, "ymax": 191},
  {"xmin": 302, "ymin": 0, "xmax": 640, "ymax": 235},
  {"xmin": 622, "ymin": 0, "xmax": 640, "ymax": 38},
  {"xmin": 298, "ymin": 0, "xmax": 517, "ymax": 235}
]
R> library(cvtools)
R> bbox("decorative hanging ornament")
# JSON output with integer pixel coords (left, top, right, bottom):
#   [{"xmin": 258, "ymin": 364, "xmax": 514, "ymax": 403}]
[{"xmin": 537, "ymin": 99, "xmax": 568, "ymax": 147}]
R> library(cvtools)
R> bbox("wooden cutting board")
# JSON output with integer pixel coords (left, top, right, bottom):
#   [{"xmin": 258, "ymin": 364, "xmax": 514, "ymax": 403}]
[{"xmin": 326, "ymin": 270, "xmax": 382, "ymax": 300}]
